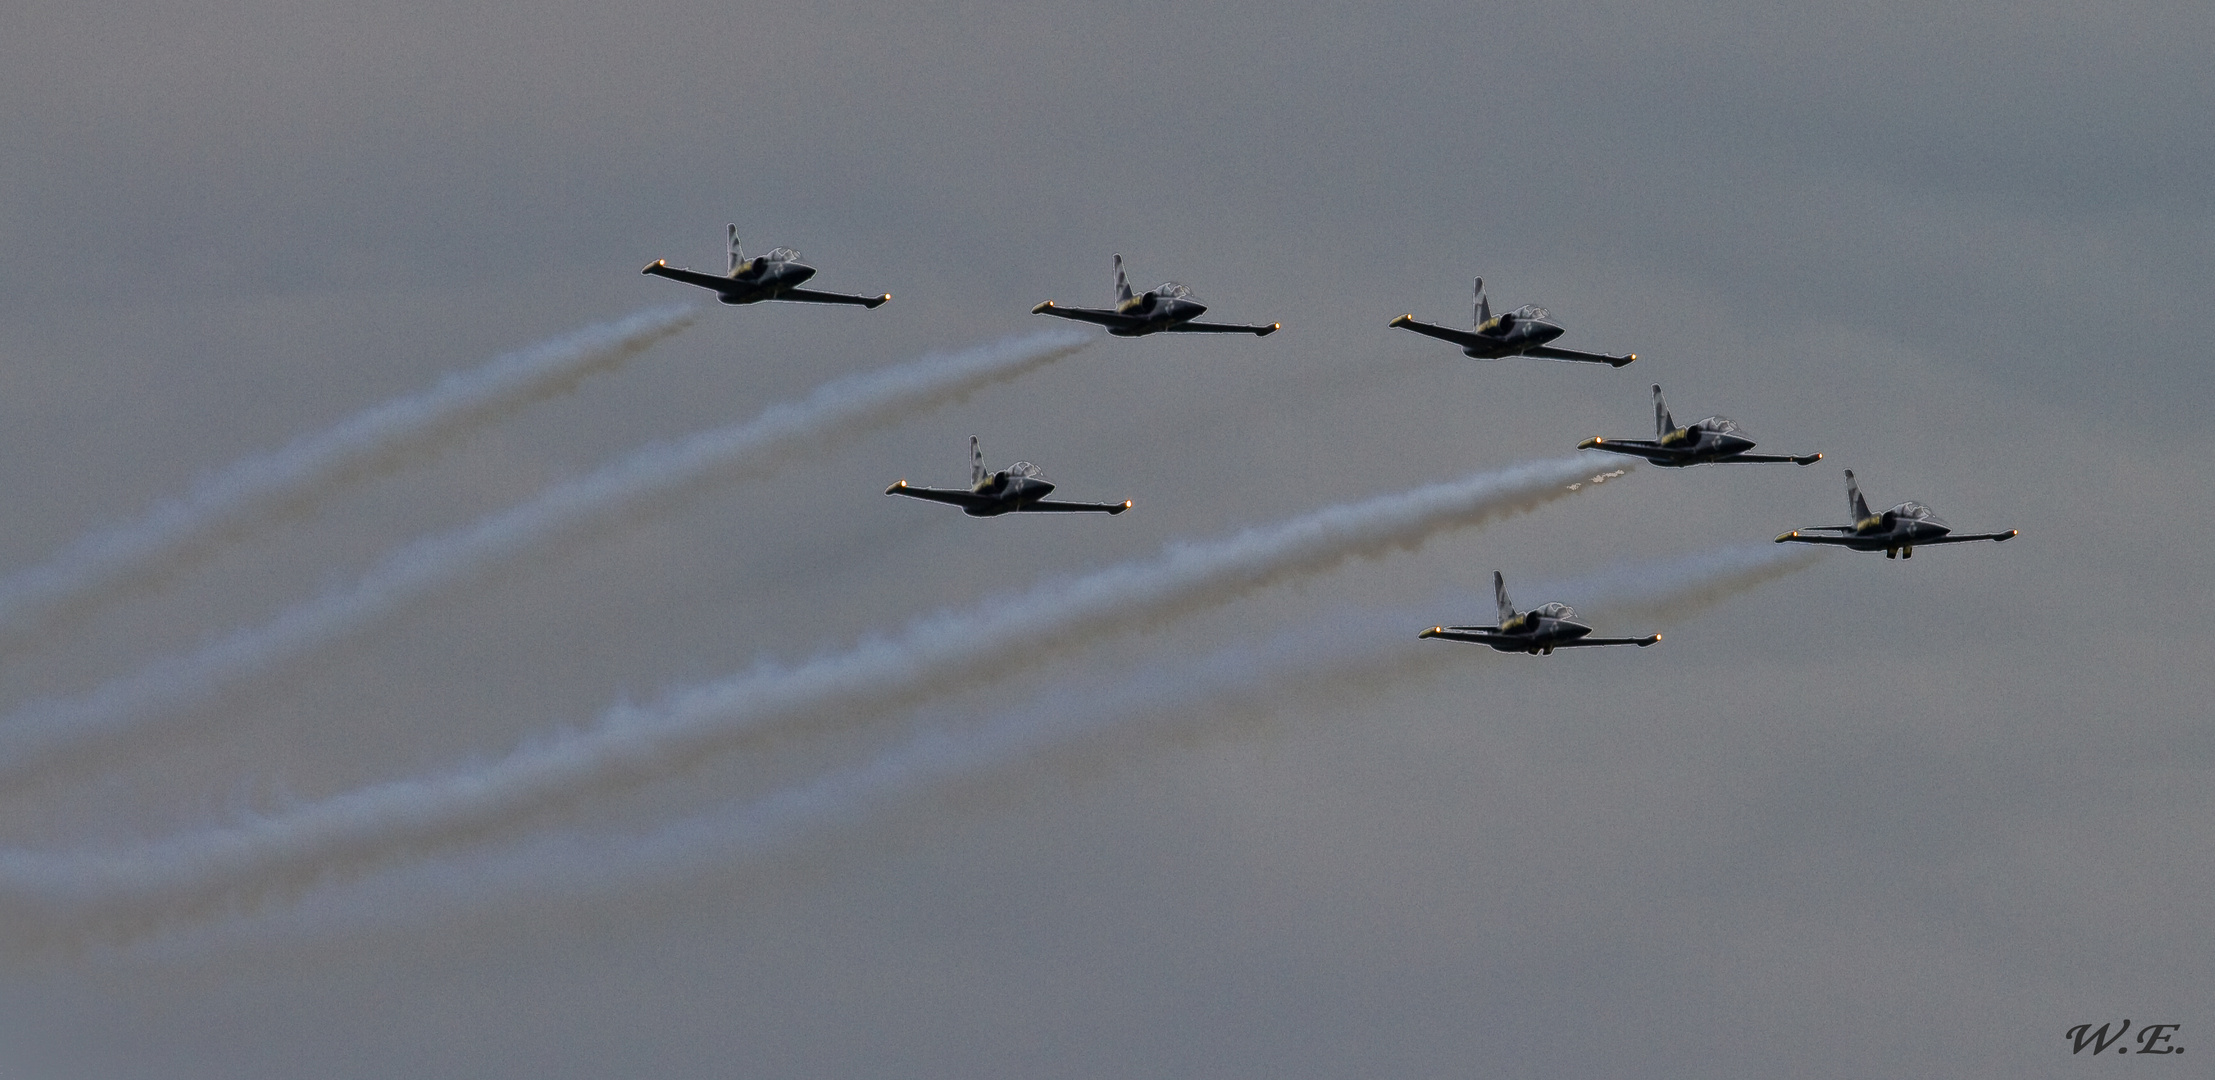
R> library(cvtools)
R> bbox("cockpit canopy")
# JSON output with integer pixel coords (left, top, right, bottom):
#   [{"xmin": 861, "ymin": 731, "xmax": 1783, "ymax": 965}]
[
  {"xmin": 1507, "ymin": 304, "xmax": 1549, "ymax": 321},
  {"xmin": 1531, "ymin": 602, "xmax": 1575, "ymax": 620},
  {"xmin": 1700, "ymin": 416, "xmax": 1743, "ymax": 436},
  {"xmin": 1005, "ymin": 461, "xmax": 1044, "ymax": 480},
  {"xmin": 1152, "ymin": 282, "xmax": 1193, "ymax": 300},
  {"xmin": 1892, "ymin": 501, "xmax": 1942, "ymax": 525},
  {"xmin": 762, "ymin": 247, "xmax": 803, "ymax": 263}
]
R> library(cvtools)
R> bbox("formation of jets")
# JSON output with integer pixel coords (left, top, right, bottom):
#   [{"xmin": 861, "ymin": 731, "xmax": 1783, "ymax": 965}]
[{"xmin": 643, "ymin": 224, "xmax": 2018, "ymax": 652}]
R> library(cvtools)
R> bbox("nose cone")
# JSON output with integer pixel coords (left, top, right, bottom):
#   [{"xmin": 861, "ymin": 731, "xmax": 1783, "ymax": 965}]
[
  {"xmin": 779, "ymin": 262, "xmax": 818, "ymax": 286},
  {"xmin": 1016, "ymin": 477, "xmax": 1055, "ymax": 500},
  {"xmin": 1525, "ymin": 320, "xmax": 1566, "ymax": 345},
  {"xmin": 1169, "ymin": 298, "xmax": 1207, "ymax": 322},
  {"xmin": 1716, "ymin": 434, "xmax": 1756, "ymax": 455}
]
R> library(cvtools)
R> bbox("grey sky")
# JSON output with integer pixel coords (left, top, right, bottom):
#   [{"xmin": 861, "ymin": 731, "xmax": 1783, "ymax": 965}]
[{"xmin": 0, "ymin": 0, "xmax": 2210, "ymax": 1076}]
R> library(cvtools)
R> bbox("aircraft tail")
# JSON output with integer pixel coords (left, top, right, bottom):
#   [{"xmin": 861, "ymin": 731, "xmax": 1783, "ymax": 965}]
[
  {"xmin": 1653, "ymin": 384, "xmax": 1675, "ymax": 437},
  {"xmin": 970, "ymin": 435, "xmax": 987, "ymax": 488},
  {"xmin": 1114, "ymin": 254, "xmax": 1133, "ymax": 304},
  {"xmin": 1493, "ymin": 570, "xmax": 1516, "ymax": 624},
  {"xmin": 1474, "ymin": 278, "xmax": 1490, "ymax": 327},
  {"xmin": 1844, "ymin": 469, "xmax": 1871, "ymax": 520},
  {"xmin": 727, "ymin": 224, "xmax": 745, "ymax": 275}
]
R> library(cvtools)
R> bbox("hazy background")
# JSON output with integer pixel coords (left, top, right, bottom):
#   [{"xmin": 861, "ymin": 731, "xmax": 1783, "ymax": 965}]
[{"xmin": 0, "ymin": 0, "xmax": 2210, "ymax": 1075}]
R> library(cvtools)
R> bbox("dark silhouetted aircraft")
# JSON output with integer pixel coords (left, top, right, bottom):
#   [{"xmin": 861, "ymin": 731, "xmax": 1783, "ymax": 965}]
[
  {"xmin": 642, "ymin": 225, "xmax": 890, "ymax": 308},
  {"xmin": 885, "ymin": 436, "xmax": 1132, "ymax": 516},
  {"xmin": 1420, "ymin": 572, "xmax": 1660, "ymax": 654},
  {"xmin": 1775, "ymin": 470, "xmax": 2017, "ymax": 558},
  {"xmin": 1578, "ymin": 385, "xmax": 1822, "ymax": 467},
  {"xmin": 1031, "ymin": 255, "xmax": 1279, "ymax": 337},
  {"xmin": 1389, "ymin": 278, "xmax": 1635, "ymax": 366}
]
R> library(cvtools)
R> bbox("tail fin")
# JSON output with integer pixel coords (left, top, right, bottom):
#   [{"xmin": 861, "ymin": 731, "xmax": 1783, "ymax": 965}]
[
  {"xmin": 727, "ymin": 224, "xmax": 745, "ymax": 275},
  {"xmin": 970, "ymin": 435, "xmax": 987, "ymax": 488},
  {"xmin": 1844, "ymin": 469, "xmax": 1871, "ymax": 520},
  {"xmin": 1653, "ymin": 384, "xmax": 1675, "ymax": 437},
  {"xmin": 1114, "ymin": 254, "xmax": 1133, "ymax": 304},
  {"xmin": 1474, "ymin": 278, "xmax": 1490, "ymax": 327},
  {"xmin": 1493, "ymin": 570, "xmax": 1516, "ymax": 624}
]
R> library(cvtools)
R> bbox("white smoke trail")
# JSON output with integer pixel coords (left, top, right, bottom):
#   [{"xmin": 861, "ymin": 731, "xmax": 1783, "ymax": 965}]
[
  {"xmin": 1519, "ymin": 542, "xmax": 1823, "ymax": 622},
  {"xmin": 0, "ymin": 457, "xmax": 1624, "ymax": 937},
  {"xmin": 0, "ymin": 330, "xmax": 1094, "ymax": 787},
  {"xmin": 0, "ymin": 306, "xmax": 699, "ymax": 649},
  {"xmin": 132, "ymin": 541, "xmax": 1819, "ymax": 948}
]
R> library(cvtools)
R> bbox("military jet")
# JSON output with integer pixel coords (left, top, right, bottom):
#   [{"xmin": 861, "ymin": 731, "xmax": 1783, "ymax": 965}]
[
  {"xmin": 1031, "ymin": 255, "xmax": 1280, "ymax": 337},
  {"xmin": 1420, "ymin": 572, "xmax": 1660, "ymax": 654},
  {"xmin": 641, "ymin": 225, "xmax": 890, "ymax": 308},
  {"xmin": 1389, "ymin": 278, "xmax": 1636, "ymax": 366},
  {"xmin": 1578, "ymin": 385, "xmax": 1822, "ymax": 467},
  {"xmin": 885, "ymin": 436, "xmax": 1132, "ymax": 517},
  {"xmin": 1775, "ymin": 470, "xmax": 2017, "ymax": 558}
]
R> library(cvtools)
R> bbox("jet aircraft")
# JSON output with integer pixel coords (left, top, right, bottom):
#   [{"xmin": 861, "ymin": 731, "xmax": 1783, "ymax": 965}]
[
  {"xmin": 1578, "ymin": 385, "xmax": 1822, "ymax": 467},
  {"xmin": 641, "ymin": 225, "xmax": 891, "ymax": 308},
  {"xmin": 1389, "ymin": 279, "xmax": 1636, "ymax": 366},
  {"xmin": 1031, "ymin": 255, "xmax": 1280, "ymax": 337},
  {"xmin": 1420, "ymin": 572, "xmax": 1660, "ymax": 654},
  {"xmin": 1774, "ymin": 470, "xmax": 2017, "ymax": 558},
  {"xmin": 885, "ymin": 436, "xmax": 1132, "ymax": 517}
]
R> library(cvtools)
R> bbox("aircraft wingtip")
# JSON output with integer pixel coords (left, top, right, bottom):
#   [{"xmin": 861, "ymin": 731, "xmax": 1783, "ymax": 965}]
[
  {"xmin": 1259, "ymin": 323, "xmax": 1281, "ymax": 336},
  {"xmin": 1113, "ymin": 500, "xmax": 1133, "ymax": 515},
  {"xmin": 885, "ymin": 481, "xmax": 907, "ymax": 494},
  {"xmin": 1031, "ymin": 300, "xmax": 1055, "ymax": 314},
  {"xmin": 1614, "ymin": 353, "xmax": 1639, "ymax": 367},
  {"xmin": 641, "ymin": 259, "xmax": 666, "ymax": 274},
  {"xmin": 1644, "ymin": 634, "xmax": 1661, "ymax": 646},
  {"xmin": 2000, "ymin": 529, "xmax": 2019, "ymax": 540},
  {"xmin": 870, "ymin": 293, "xmax": 892, "ymax": 308},
  {"xmin": 1420, "ymin": 627, "xmax": 1443, "ymax": 639},
  {"xmin": 1775, "ymin": 531, "xmax": 1798, "ymax": 543},
  {"xmin": 1577, "ymin": 436, "xmax": 1603, "ymax": 450}
]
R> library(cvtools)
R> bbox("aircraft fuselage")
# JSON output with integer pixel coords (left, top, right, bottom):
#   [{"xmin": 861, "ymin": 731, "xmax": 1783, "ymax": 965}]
[
  {"xmin": 1455, "ymin": 316, "xmax": 1567, "ymax": 359},
  {"xmin": 706, "ymin": 260, "xmax": 819, "ymax": 304},
  {"xmin": 957, "ymin": 473, "xmax": 1057, "ymax": 516},
  {"xmin": 1106, "ymin": 293, "xmax": 1208, "ymax": 336}
]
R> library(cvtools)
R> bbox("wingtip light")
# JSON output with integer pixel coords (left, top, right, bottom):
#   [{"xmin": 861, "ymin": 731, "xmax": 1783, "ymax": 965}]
[
  {"xmin": 885, "ymin": 481, "xmax": 907, "ymax": 494},
  {"xmin": 1420, "ymin": 627, "xmax": 1444, "ymax": 639},
  {"xmin": 1031, "ymin": 300, "xmax": 1056, "ymax": 314},
  {"xmin": 1389, "ymin": 314, "xmax": 1414, "ymax": 327},
  {"xmin": 1775, "ymin": 531, "xmax": 1799, "ymax": 543},
  {"xmin": 1577, "ymin": 436, "xmax": 1604, "ymax": 450}
]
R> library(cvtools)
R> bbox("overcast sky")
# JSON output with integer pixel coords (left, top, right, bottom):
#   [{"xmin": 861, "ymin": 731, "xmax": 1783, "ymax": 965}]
[{"xmin": 0, "ymin": 0, "xmax": 2210, "ymax": 1076}]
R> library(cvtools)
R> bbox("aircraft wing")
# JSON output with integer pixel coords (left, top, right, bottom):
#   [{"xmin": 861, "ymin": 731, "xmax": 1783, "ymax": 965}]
[
  {"xmin": 1163, "ymin": 320, "xmax": 1281, "ymax": 336},
  {"xmin": 1720, "ymin": 452, "xmax": 1824, "ymax": 465},
  {"xmin": 1521, "ymin": 344, "xmax": 1638, "ymax": 367},
  {"xmin": 1916, "ymin": 529, "xmax": 2020, "ymax": 544},
  {"xmin": 778, "ymin": 287, "xmax": 892, "ymax": 309},
  {"xmin": 1577, "ymin": 437, "xmax": 1671, "ymax": 459},
  {"xmin": 884, "ymin": 482, "xmax": 997, "ymax": 511},
  {"xmin": 641, "ymin": 261, "xmax": 738, "ymax": 293},
  {"xmin": 1387, "ymin": 315, "xmax": 1485, "ymax": 349},
  {"xmin": 1031, "ymin": 302, "xmax": 1144, "ymax": 330},
  {"xmin": 1549, "ymin": 635, "xmax": 1662, "ymax": 648},
  {"xmin": 1774, "ymin": 530, "xmax": 1861, "ymax": 545},
  {"xmin": 1418, "ymin": 626, "xmax": 1509, "ymax": 645},
  {"xmin": 1019, "ymin": 498, "xmax": 1132, "ymax": 515}
]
